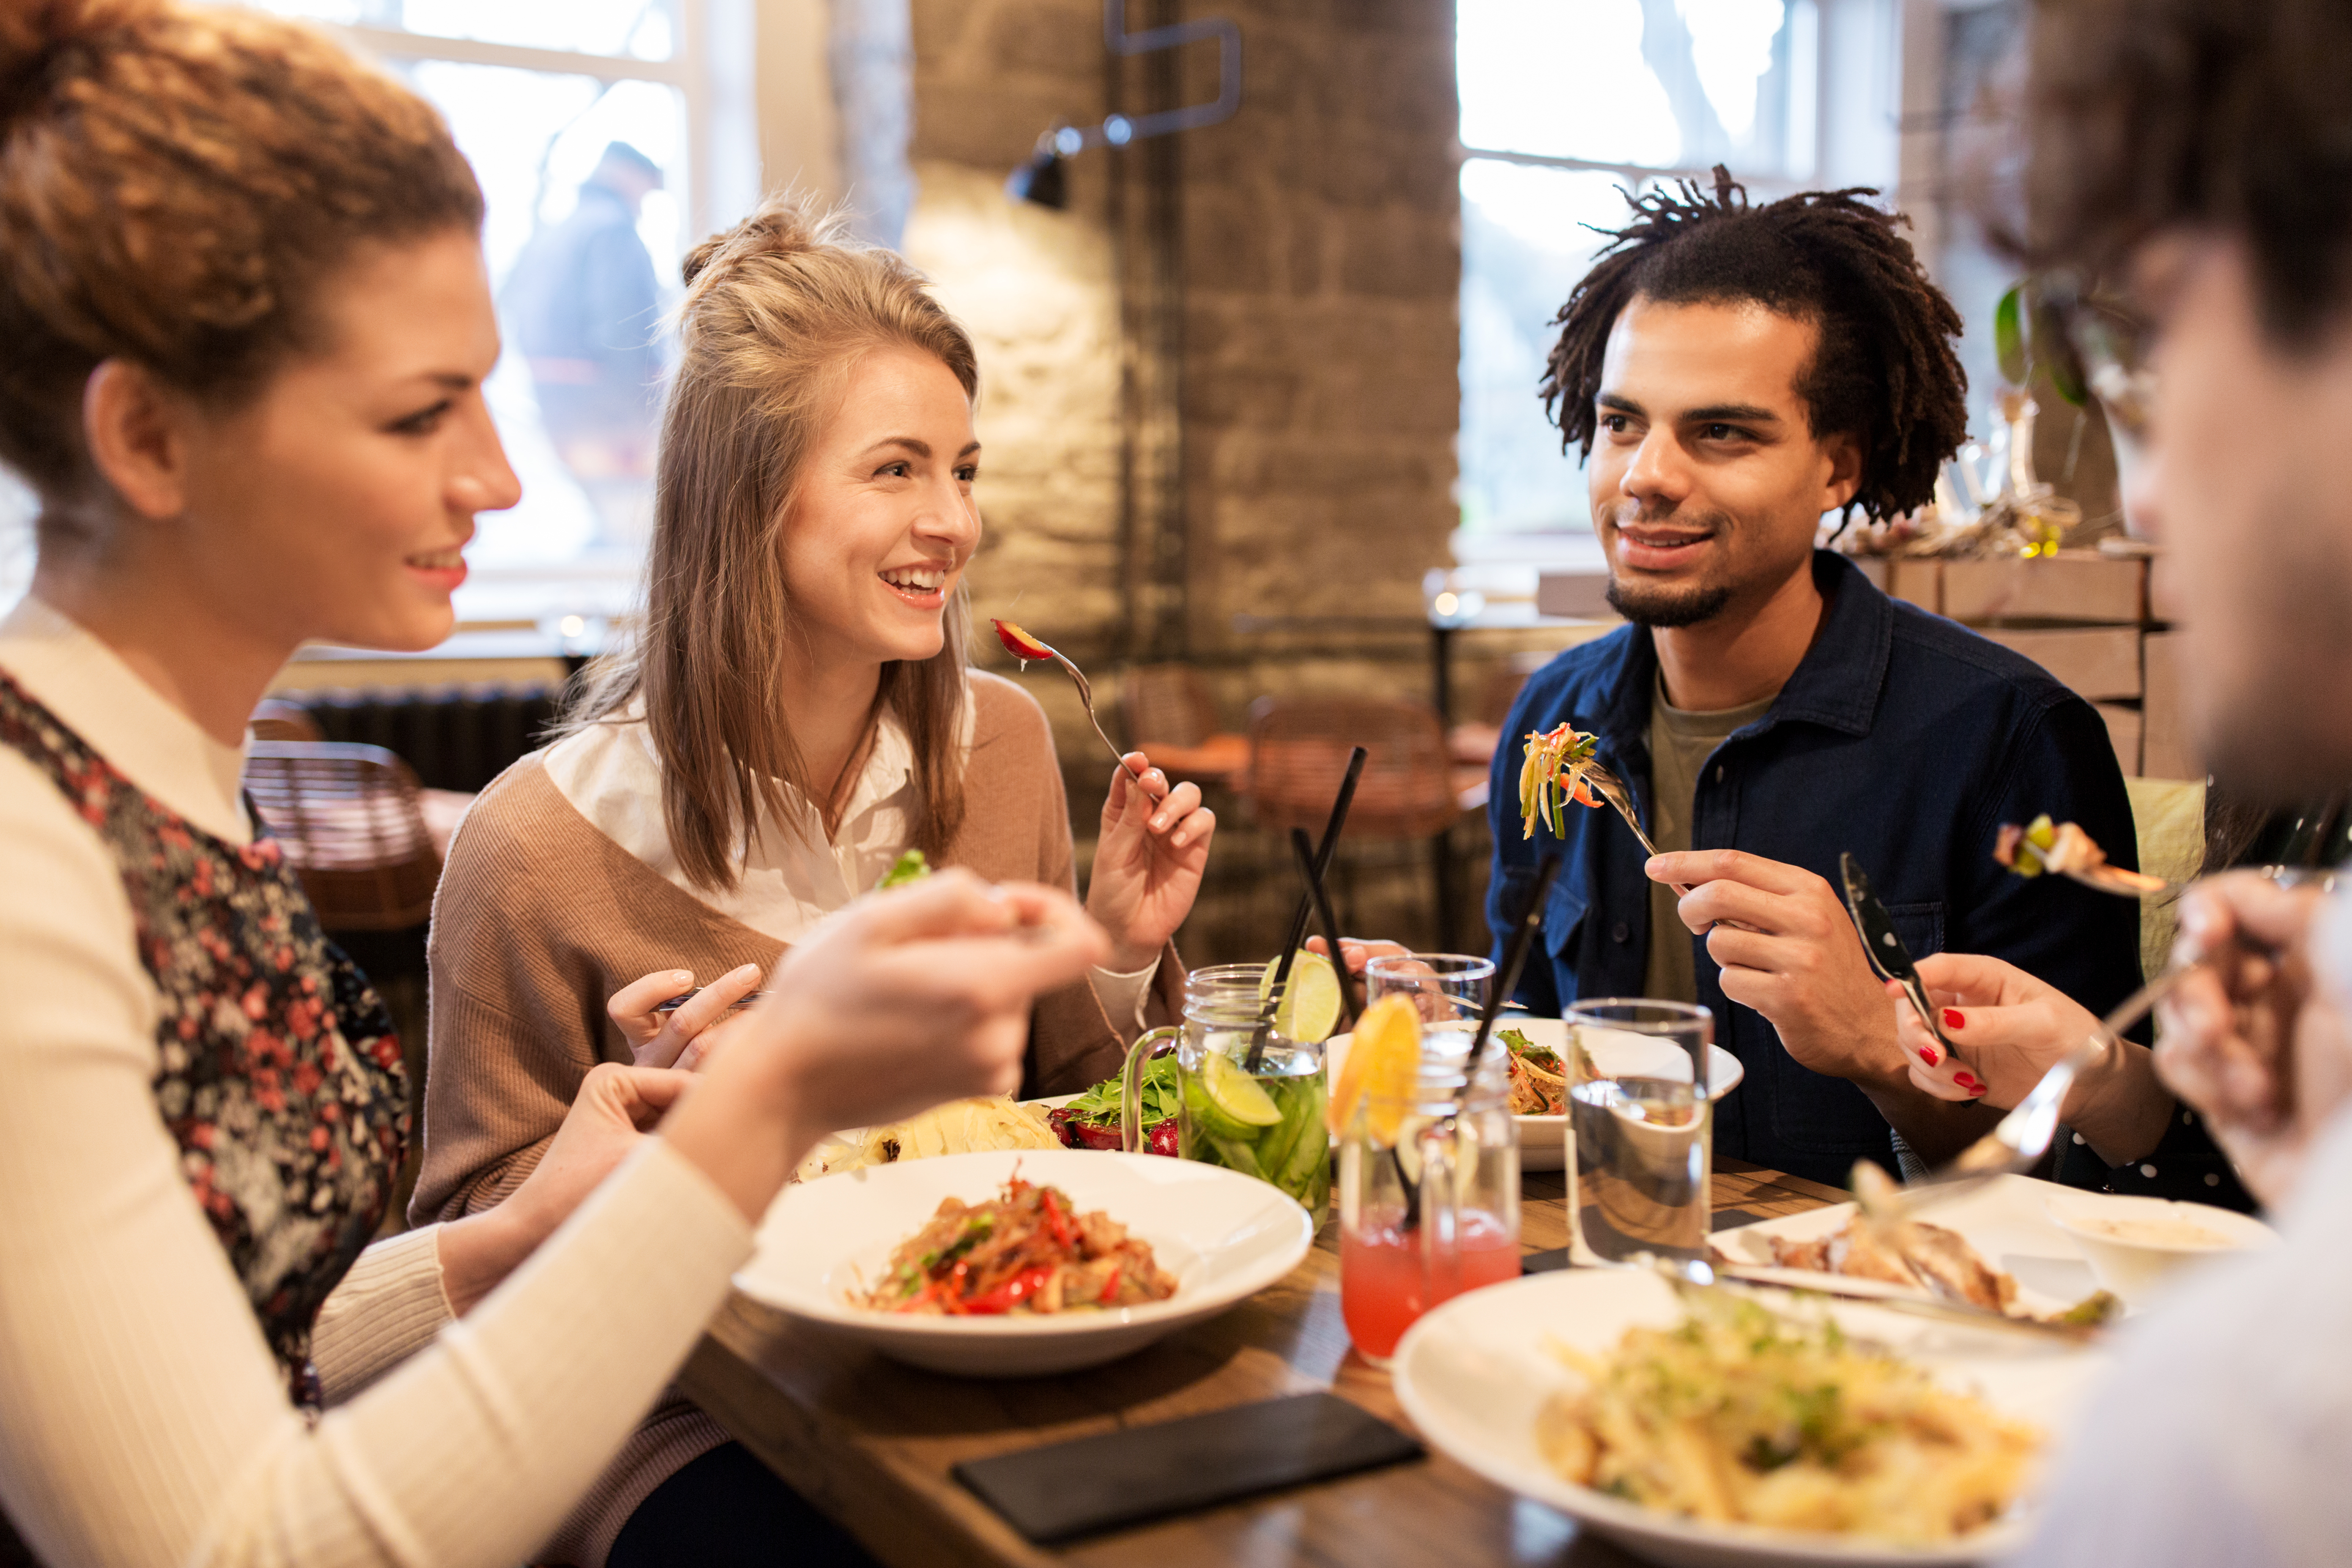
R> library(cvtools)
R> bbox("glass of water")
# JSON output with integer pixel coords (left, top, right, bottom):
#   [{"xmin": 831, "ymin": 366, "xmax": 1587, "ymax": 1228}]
[
  {"xmin": 1564, "ymin": 999, "xmax": 1713, "ymax": 1265},
  {"xmin": 1364, "ymin": 954, "xmax": 1495, "ymax": 1028}
]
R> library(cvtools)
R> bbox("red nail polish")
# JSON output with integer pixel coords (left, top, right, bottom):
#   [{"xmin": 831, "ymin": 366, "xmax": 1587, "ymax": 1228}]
[
  {"xmin": 1942, "ymin": 1008, "xmax": 1966, "ymax": 1030},
  {"xmin": 1969, "ymin": 1082, "xmax": 1988, "ymax": 1097},
  {"xmin": 1917, "ymin": 1047, "xmax": 1938, "ymax": 1066},
  {"xmin": 1953, "ymin": 1071, "xmax": 1980, "ymax": 1090}
]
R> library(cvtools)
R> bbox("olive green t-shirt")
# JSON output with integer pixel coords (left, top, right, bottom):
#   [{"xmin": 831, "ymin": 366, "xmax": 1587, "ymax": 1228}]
[{"xmin": 1643, "ymin": 676, "xmax": 1778, "ymax": 1004}]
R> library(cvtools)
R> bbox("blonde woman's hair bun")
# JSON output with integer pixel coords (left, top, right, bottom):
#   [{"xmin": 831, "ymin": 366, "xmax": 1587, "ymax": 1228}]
[{"xmin": 681, "ymin": 191, "xmax": 853, "ymax": 287}]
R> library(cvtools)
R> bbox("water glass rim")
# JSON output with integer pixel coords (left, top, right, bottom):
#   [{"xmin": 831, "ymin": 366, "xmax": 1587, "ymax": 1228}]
[
  {"xmin": 1564, "ymin": 997, "xmax": 1712, "ymax": 1032},
  {"xmin": 1364, "ymin": 952, "xmax": 1496, "ymax": 977}
]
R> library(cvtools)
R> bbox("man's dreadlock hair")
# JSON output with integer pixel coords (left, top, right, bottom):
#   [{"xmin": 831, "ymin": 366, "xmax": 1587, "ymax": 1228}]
[{"xmin": 1541, "ymin": 167, "xmax": 1968, "ymax": 524}]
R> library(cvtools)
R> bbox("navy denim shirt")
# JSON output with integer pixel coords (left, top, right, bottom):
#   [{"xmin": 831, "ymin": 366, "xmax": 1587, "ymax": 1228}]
[{"xmin": 1487, "ymin": 551, "xmax": 2144, "ymax": 1188}]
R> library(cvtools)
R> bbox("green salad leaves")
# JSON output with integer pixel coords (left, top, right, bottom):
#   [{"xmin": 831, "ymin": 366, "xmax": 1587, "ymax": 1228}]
[{"xmin": 876, "ymin": 849, "xmax": 931, "ymax": 890}]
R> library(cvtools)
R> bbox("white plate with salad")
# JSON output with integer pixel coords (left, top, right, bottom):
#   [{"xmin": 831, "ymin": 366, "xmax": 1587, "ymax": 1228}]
[{"xmin": 1321, "ymin": 1017, "xmax": 1742, "ymax": 1171}]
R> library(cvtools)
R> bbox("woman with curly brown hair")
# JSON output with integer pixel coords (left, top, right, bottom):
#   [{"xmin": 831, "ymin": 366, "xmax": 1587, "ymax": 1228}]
[{"xmin": 0, "ymin": 5, "xmax": 1105, "ymax": 1566}]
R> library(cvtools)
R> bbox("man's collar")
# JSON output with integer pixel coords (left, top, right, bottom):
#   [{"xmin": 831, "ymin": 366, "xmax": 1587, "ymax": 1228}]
[
  {"xmin": 1595, "ymin": 549, "xmax": 1889, "ymax": 744},
  {"xmin": 1763, "ymin": 550, "xmax": 1889, "ymax": 738}
]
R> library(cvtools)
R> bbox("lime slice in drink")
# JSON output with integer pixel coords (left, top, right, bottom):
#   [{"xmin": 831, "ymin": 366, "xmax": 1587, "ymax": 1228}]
[
  {"xmin": 1198, "ymin": 1050, "xmax": 1283, "ymax": 1134},
  {"xmin": 1260, "ymin": 950, "xmax": 1341, "ymax": 1044}
]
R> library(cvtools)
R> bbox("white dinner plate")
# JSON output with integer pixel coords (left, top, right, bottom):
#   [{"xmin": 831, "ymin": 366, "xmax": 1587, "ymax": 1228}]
[
  {"xmin": 1392, "ymin": 1267, "xmax": 2107, "ymax": 1568},
  {"xmin": 735, "ymin": 1148, "xmax": 1313, "ymax": 1376},
  {"xmin": 1323, "ymin": 1018, "xmax": 1744, "ymax": 1172},
  {"xmin": 1711, "ymin": 1173, "xmax": 2106, "ymax": 1319}
]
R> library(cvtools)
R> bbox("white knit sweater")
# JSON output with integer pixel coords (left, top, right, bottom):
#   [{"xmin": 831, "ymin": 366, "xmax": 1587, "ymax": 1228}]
[{"xmin": 0, "ymin": 597, "xmax": 753, "ymax": 1568}]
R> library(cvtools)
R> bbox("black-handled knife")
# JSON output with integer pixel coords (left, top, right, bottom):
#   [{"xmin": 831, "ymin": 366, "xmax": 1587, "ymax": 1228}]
[{"xmin": 1839, "ymin": 851, "xmax": 1956, "ymax": 1055}]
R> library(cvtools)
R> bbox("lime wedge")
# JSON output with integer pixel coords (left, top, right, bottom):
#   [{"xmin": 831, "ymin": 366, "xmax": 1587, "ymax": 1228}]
[
  {"xmin": 1199, "ymin": 1051, "xmax": 1282, "ymax": 1130},
  {"xmin": 1261, "ymin": 950, "xmax": 1341, "ymax": 1044}
]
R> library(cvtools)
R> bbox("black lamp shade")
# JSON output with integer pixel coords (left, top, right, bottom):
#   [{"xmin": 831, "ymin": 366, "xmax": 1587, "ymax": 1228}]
[{"xmin": 1005, "ymin": 149, "xmax": 1069, "ymax": 210}]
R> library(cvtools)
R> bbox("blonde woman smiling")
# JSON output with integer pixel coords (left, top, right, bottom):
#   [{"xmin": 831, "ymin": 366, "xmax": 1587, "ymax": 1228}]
[{"xmin": 413, "ymin": 198, "xmax": 1214, "ymax": 1562}]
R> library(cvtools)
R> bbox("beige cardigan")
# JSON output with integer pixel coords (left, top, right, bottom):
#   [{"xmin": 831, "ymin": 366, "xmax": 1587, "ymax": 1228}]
[{"xmin": 412, "ymin": 672, "xmax": 1182, "ymax": 1563}]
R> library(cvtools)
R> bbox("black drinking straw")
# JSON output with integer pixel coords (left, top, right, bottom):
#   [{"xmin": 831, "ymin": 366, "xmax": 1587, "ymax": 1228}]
[
  {"xmin": 1289, "ymin": 826, "xmax": 1363, "ymax": 1035},
  {"xmin": 1245, "ymin": 745, "xmax": 1367, "ymax": 1071},
  {"xmin": 1456, "ymin": 852, "xmax": 1561, "ymax": 1110}
]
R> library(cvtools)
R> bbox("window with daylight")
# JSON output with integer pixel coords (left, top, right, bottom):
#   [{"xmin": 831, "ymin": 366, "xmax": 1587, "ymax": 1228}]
[
  {"xmin": 242, "ymin": 0, "xmax": 759, "ymax": 622},
  {"xmin": 1456, "ymin": 0, "xmax": 1900, "ymax": 548}
]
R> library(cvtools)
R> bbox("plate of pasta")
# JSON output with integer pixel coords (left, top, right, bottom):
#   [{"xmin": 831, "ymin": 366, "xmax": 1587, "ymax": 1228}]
[{"xmin": 1391, "ymin": 1268, "xmax": 2107, "ymax": 1567}]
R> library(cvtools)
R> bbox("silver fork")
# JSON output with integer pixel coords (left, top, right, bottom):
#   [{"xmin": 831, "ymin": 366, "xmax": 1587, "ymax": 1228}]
[
  {"xmin": 1581, "ymin": 758, "xmax": 1695, "ymax": 897},
  {"xmin": 1875, "ymin": 966, "xmax": 2193, "ymax": 1218},
  {"xmin": 1039, "ymin": 646, "xmax": 1146, "ymax": 785}
]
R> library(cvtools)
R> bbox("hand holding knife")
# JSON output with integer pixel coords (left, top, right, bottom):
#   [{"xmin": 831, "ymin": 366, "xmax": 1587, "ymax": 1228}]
[{"xmin": 1839, "ymin": 851, "xmax": 1960, "ymax": 1064}]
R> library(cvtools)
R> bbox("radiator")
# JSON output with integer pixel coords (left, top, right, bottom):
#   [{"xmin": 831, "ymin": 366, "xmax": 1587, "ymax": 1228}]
[{"xmin": 297, "ymin": 683, "xmax": 567, "ymax": 794}]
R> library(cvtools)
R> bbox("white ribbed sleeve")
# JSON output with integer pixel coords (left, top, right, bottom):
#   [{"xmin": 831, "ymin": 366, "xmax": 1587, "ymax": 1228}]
[
  {"xmin": 310, "ymin": 1228, "xmax": 452, "ymax": 1405},
  {"xmin": 0, "ymin": 749, "xmax": 753, "ymax": 1568}
]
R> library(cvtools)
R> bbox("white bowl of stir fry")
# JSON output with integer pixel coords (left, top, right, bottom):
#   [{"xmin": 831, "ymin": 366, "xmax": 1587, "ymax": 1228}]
[
  {"xmin": 735, "ymin": 1148, "xmax": 1315, "ymax": 1376},
  {"xmin": 1393, "ymin": 1269, "xmax": 2108, "ymax": 1568}
]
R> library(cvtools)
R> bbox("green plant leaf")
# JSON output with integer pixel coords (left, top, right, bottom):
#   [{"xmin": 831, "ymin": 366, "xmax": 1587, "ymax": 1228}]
[
  {"xmin": 2030, "ymin": 296, "xmax": 2090, "ymax": 406},
  {"xmin": 1994, "ymin": 285, "xmax": 2028, "ymax": 386}
]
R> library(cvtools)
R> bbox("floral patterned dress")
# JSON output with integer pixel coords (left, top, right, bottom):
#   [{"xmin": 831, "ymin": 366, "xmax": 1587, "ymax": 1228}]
[{"xmin": 0, "ymin": 671, "xmax": 407, "ymax": 1401}]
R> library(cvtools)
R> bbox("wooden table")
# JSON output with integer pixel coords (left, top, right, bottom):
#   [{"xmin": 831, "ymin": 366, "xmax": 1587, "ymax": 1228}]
[{"xmin": 680, "ymin": 1159, "xmax": 1845, "ymax": 1567}]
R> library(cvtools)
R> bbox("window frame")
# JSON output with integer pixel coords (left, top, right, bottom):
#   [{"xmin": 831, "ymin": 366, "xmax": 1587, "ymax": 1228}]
[
  {"xmin": 1450, "ymin": 0, "xmax": 1909, "ymax": 564},
  {"xmin": 297, "ymin": 1, "xmax": 762, "ymax": 634}
]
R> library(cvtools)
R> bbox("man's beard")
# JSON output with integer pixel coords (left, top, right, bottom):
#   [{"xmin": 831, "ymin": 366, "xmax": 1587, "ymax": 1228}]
[
  {"xmin": 1605, "ymin": 575, "xmax": 1735, "ymax": 628},
  {"xmin": 1602, "ymin": 502, "xmax": 1740, "ymax": 627}
]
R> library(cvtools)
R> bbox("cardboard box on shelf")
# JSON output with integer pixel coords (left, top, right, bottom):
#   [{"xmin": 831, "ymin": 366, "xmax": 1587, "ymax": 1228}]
[
  {"xmin": 1980, "ymin": 625, "xmax": 2144, "ymax": 703},
  {"xmin": 1847, "ymin": 556, "xmax": 1942, "ymax": 610},
  {"xmin": 1940, "ymin": 551, "xmax": 2147, "ymax": 625},
  {"xmin": 2095, "ymin": 701, "xmax": 2144, "ymax": 778}
]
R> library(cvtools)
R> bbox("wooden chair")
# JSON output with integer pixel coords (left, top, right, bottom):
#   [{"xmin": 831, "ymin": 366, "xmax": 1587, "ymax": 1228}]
[
  {"xmin": 1121, "ymin": 662, "xmax": 1249, "ymax": 789},
  {"xmin": 249, "ymin": 697, "xmax": 324, "ymax": 743},
  {"xmin": 1239, "ymin": 696, "xmax": 1493, "ymax": 946},
  {"xmin": 242, "ymin": 742, "xmax": 443, "ymax": 931},
  {"xmin": 1446, "ymin": 653, "xmax": 1549, "ymax": 771},
  {"xmin": 1242, "ymin": 694, "xmax": 1490, "ymax": 834}
]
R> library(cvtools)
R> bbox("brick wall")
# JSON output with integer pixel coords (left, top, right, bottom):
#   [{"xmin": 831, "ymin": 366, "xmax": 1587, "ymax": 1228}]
[{"xmin": 904, "ymin": 0, "xmax": 1471, "ymax": 960}]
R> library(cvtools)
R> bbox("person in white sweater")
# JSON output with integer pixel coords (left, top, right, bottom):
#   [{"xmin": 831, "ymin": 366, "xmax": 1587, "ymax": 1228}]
[{"xmin": 0, "ymin": 5, "xmax": 1109, "ymax": 1567}]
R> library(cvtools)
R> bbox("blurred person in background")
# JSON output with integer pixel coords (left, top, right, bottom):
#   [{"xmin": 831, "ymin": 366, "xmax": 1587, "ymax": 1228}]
[
  {"xmin": 503, "ymin": 140, "xmax": 667, "ymax": 548},
  {"xmin": 1996, "ymin": 0, "xmax": 2352, "ymax": 1562},
  {"xmin": 0, "ymin": 6, "xmax": 1105, "ymax": 1567}
]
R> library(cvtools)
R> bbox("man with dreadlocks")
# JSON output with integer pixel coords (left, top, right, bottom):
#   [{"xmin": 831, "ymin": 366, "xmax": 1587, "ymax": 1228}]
[{"xmin": 1482, "ymin": 168, "xmax": 2144, "ymax": 1188}]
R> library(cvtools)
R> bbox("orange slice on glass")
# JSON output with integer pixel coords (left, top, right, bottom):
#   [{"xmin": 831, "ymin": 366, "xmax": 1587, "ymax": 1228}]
[{"xmin": 1330, "ymin": 994, "xmax": 1421, "ymax": 1140}]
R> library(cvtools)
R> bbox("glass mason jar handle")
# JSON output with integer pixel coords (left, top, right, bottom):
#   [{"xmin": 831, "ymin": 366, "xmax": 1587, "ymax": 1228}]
[
  {"xmin": 1122, "ymin": 1027, "xmax": 1181, "ymax": 1154},
  {"xmin": 1416, "ymin": 1117, "xmax": 1460, "ymax": 1296}
]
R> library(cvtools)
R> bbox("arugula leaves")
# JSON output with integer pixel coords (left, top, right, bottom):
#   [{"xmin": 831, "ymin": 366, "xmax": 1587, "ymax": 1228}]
[
  {"xmin": 876, "ymin": 849, "xmax": 931, "ymax": 890},
  {"xmin": 1063, "ymin": 1055, "xmax": 1180, "ymax": 1127}
]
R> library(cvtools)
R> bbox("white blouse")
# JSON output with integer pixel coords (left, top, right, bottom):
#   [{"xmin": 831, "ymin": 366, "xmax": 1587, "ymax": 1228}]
[
  {"xmin": 545, "ymin": 696, "xmax": 1158, "ymax": 1026},
  {"xmin": 0, "ymin": 597, "xmax": 752, "ymax": 1568}
]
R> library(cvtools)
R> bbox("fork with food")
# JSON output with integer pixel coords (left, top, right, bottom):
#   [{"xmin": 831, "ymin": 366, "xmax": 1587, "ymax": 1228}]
[{"xmin": 1995, "ymin": 813, "xmax": 2169, "ymax": 897}]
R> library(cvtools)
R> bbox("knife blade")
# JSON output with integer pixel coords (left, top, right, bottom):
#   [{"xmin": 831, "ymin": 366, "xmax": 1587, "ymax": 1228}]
[
  {"xmin": 1839, "ymin": 851, "xmax": 1956, "ymax": 1056},
  {"xmin": 1701, "ymin": 1262, "xmax": 2100, "ymax": 1341}
]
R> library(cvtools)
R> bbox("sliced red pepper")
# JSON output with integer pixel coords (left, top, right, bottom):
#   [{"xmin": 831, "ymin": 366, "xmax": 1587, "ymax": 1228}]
[
  {"xmin": 991, "ymin": 618, "xmax": 1054, "ymax": 662},
  {"xmin": 1097, "ymin": 1267, "xmax": 1124, "ymax": 1305},
  {"xmin": 1040, "ymin": 1188, "xmax": 1076, "ymax": 1250},
  {"xmin": 962, "ymin": 1264, "xmax": 1056, "ymax": 1316}
]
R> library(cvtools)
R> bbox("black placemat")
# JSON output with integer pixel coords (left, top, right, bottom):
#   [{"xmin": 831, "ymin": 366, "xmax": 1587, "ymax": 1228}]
[
  {"xmin": 1523, "ymin": 1206, "xmax": 1776, "ymax": 1275},
  {"xmin": 951, "ymin": 1391, "xmax": 1422, "ymax": 1544}
]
